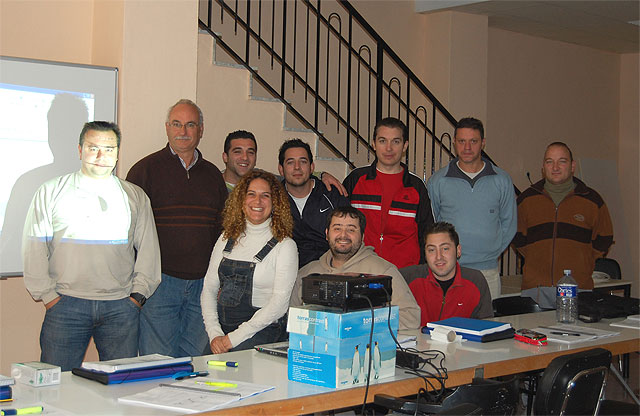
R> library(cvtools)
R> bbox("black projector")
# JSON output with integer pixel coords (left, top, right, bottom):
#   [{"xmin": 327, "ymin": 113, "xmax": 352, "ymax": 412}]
[{"xmin": 301, "ymin": 273, "xmax": 393, "ymax": 312}]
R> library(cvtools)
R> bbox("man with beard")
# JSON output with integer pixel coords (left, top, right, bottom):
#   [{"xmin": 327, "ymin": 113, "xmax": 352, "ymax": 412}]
[{"xmin": 290, "ymin": 206, "xmax": 420, "ymax": 330}]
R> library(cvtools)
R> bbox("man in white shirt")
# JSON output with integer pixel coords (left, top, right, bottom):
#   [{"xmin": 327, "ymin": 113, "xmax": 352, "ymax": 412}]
[{"xmin": 23, "ymin": 121, "xmax": 161, "ymax": 371}]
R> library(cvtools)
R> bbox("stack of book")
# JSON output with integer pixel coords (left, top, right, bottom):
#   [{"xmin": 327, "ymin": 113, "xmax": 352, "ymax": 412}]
[
  {"xmin": 0, "ymin": 375, "xmax": 14, "ymax": 401},
  {"xmin": 424, "ymin": 317, "xmax": 515, "ymax": 342},
  {"xmin": 72, "ymin": 354, "xmax": 193, "ymax": 384}
]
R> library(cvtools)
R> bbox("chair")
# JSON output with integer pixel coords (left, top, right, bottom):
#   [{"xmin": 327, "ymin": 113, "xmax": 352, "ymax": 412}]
[
  {"xmin": 594, "ymin": 258, "xmax": 621, "ymax": 279},
  {"xmin": 374, "ymin": 377, "xmax": 520, "ymax": 415},
  {"xmin": 492, "ymin": 296, "xmax": 551, "ymax": 414},
  {"xmin": 492, "ymin": 296, "xmax": 548, "ymax": 317},
  {"xmin": 534, "ymin": 348, "xmax": 611, "ymax": 415}
]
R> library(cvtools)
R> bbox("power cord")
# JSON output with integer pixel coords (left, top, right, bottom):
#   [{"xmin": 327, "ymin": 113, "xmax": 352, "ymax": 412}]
[{"xmin": 352, "ymin": 293, "xmax": 375, "ymax": 415}]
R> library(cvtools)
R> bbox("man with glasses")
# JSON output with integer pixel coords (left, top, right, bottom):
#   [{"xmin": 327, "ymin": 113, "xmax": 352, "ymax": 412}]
[
  {"xmin": 22, "ymin": 121, "xmax": 161, "ymax": 371},
  {"xmin": 127, "ymin": 99, "xmax": 227, "ymax": 357}
]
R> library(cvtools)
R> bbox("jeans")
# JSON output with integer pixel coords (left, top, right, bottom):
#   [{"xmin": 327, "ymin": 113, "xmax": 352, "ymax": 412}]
[
  {"xmin": 40, "ymin": 295, "xmax": 139, "ymax": 372},
  {"xmin": 217, "ymin": 237, "xmax": 286, "ymax": 352},
  {"xmin": 139, "ymin": 273, "xmax": 209, "ymax": 357}
]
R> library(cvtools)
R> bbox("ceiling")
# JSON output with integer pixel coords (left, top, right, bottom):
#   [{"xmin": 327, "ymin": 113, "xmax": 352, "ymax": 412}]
[{"xmin": 415, "ymin": 1, "xmax": 639, "ymax": 53}]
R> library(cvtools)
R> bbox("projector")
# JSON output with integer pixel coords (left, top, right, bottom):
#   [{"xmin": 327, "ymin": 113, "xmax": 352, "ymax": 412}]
[{"xmin": 301, "ymin": 273, "xmax": 393, "ymax": 311}]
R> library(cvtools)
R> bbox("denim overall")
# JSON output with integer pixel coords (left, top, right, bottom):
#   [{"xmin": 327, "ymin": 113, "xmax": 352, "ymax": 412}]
[{"xmin": 217, "ymin": 237, "xmax": 288, "ymax": 351}]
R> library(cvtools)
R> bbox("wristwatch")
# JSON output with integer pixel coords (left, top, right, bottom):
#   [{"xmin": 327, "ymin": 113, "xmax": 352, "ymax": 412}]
[{"xmin": 130, "ymin": 292, "xmax": 147, "ymax": 307}]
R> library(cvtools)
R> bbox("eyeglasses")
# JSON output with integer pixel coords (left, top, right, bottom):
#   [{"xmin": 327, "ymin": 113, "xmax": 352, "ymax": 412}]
[{"xmin": 169, "ymin": 121, "xmax": 199, "ymax": 130}]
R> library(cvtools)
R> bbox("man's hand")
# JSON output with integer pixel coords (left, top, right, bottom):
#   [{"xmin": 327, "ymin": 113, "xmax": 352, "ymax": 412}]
[
  {"xmin": 210, "ymin": 335, "xmax": 233, "ymax": 354},
  {"xmin": 44, "ymin": 296, "xmax": 61, "ymax": 310},
  {"xmin": 321, "ymin": 172, "xmax": 348, "ymax": 196}
]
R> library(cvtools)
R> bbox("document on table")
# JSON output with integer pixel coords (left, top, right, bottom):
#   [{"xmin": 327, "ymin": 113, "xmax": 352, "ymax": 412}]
[
  {"xmin": 118, "ymin": 378, "xmax": 274, "ymax": 413},
  {"xmin": 610, "ymin": 314, "xmax": 640, "ymax": 330},
  {"xmin": 533, "ymin": 324, "xmax": 619, "ymax": 344}
]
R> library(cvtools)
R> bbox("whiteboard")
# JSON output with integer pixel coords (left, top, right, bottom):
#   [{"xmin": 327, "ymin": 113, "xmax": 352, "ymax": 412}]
[{"xmin": 0, "ymin": 56, "xmax": 118, "ymax": 276}]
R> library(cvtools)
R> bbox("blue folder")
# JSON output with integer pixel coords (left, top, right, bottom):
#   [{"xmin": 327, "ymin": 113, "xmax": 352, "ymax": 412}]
[{"xmin": 72, "ymin": 363, "xmax": 194, "ymax": 385}]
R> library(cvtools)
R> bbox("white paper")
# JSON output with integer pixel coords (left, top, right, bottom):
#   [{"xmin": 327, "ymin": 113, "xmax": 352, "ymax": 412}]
[
  {"xmin": 610, "ymin": 315, "xmax": 640, "ymax": 330},
  {"xmin": 534, "ymin": 325, "xmax": 619, "ymax": 344},
  {"xmin": 118, "ymin": 378, "xmax": 274, "ymax": 413}
]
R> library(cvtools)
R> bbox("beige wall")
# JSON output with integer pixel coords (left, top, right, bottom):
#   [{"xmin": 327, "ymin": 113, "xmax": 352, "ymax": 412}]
[
  {"xmin": 487, "ymin": 28, "xmax": 620, "ymax": 190},
  {"xmin": 351, "ymin": 0, "xmax": 429, "ymax": 85},
  {"xmin": 617, "ymin": 53, "xmax": 639, "ymax": 298},
  {"xmin": 117, "ymin": 0, "xmax": 199, "ymax": 175},
  {"xmin": 0, "ymin": 0, "xmax": 94, "ymax": 64}
]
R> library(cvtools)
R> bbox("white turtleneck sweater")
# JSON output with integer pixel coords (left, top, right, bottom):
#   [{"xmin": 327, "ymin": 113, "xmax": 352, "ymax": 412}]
[{"xmin": 201, "ymin": 218, "xmax": 298, "ymax": 347}]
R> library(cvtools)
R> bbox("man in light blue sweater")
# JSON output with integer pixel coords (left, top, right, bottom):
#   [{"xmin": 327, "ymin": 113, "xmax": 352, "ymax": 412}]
[{"xmin": 427, "ymin": 117, "xmax": 516, "ymax": 299}]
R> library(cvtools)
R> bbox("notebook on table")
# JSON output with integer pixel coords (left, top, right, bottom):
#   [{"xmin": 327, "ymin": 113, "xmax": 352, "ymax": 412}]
[{"xmin": 254, "ymin": 341, "xmax": 289, "ymax": 358}]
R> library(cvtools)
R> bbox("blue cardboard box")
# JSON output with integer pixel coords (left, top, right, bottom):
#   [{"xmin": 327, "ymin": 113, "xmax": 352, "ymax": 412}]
[{"xmin": 287, "ymin": 305, "xmax": 398, "ymax": 388}]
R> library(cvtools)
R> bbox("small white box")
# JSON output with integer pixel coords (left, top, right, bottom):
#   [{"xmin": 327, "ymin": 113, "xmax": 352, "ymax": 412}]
[{"xmin": 11, "ymin": 362, "xmax": 61, "ymax": 387}]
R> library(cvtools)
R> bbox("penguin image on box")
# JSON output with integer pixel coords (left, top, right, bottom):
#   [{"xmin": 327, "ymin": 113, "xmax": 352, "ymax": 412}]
[
  {"xmin": 351, "ymin": 345, "xmax": 360, "ymax": 384},
  {"xmin": 362, "ymin": 344, "xmax": 371, "ymax": 382},
  {"xmin": 373, "ymin": 341, "xmax": 381, "ymax": 379}
]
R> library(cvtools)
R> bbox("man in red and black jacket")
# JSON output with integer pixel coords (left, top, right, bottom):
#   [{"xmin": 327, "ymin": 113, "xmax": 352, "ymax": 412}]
[
  {"xmin": 401, "ymin": 222, "xmax": 493, "ymax": 326},
  {"xmin": 342, "ymin": 117, "xmax": 434, "ymax": 269}
]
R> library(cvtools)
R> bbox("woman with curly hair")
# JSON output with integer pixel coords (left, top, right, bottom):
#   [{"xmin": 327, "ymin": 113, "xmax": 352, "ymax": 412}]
[{"xmin": 201, "ymin": 170, "xmax": 298, "ymax": 353}]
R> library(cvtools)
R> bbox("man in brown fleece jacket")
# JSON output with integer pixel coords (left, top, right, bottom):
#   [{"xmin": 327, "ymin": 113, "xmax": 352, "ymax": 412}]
[{"xmin": 513, "ymin": 142, "xmax": 613, "ymax": 308}]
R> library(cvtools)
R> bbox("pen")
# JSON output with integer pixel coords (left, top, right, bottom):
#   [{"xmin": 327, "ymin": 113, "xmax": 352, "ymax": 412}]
[
  {"xmin": 539, "ymin": 326, "xmax": 597, "ymax": 336},
  {"xmin": 173, "ymin": 371, "xmax": 209, "ymax": 380},
  {"xmin": 159, "ymin": 383, "xmax": 241, "ymax": 397},
  {"xmin": 195, "ymin": 381, "xmax": 238, "ymax": 388},
  {"xmin": 550, "ymin": 331, "xmax": 580, "ymax": 337},
  {"xmin": 0, "ymin": 406, "xmax": 44, "ymax": 415},
  {"xmin": 207, "ymin": 360, "xmax": 238, "ymax": 367}
]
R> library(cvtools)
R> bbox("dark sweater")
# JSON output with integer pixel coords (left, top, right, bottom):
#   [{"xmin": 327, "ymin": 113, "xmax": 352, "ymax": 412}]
[{"xmin": 126, "ymin": 145, "xmax": 227, "ymax": 279}]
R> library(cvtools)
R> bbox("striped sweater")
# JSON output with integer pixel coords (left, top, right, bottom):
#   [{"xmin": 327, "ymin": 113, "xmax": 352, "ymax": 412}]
[{"xmin": 513, "ymin": 178, "xmax": 613, "ymax": 290}]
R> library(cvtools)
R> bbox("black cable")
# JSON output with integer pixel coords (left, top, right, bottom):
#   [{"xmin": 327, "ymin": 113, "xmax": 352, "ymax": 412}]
[
  {"xmin": 380, "ymin": 286, "xmax": 451, "ymax": 401},
  {"xmin": 352, "ymin": 293, "xmax": 375, "ymax": 416}
]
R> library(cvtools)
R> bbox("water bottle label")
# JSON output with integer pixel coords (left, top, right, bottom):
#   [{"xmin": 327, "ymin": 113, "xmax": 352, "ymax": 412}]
[{"xmin": 557, "ymin": 285, "xmax": 577, "ymax": 298}]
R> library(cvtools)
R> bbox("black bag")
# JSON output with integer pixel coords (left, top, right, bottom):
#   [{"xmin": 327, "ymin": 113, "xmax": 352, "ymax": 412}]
[{"xmin": 578, "ymin": 292, "xmax": 639, "ymax": 321}]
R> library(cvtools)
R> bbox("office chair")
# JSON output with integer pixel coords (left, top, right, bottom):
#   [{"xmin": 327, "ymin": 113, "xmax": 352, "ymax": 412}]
[
  {"xmin": 594, "ymin": 258, "xmax": 621, "ymax": 280},
  {"xmin": 374, "ymin": 377, "xmax": 520, "ymax": 415},
  {"xmin": 534, "ymin": 348, "xmax": 611, "ymax": 415},
  {"xmin": 492, "ymin": 295, "xmax": 551, "ymax": 414}
]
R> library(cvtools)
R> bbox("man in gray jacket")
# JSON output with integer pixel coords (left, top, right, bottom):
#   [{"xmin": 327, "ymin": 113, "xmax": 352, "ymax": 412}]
[
  {"xmin": 22, "ymin": 121, "xmax": 161, "ymax": 371},
  {"xmin": 291, "ymin": 206, "xmax": 421, "ymax": 330}
]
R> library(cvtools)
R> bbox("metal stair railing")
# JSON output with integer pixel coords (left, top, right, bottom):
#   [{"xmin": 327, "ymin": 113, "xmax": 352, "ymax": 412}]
[{"xmin": 198, "ymin": 0, "xmax": 522, "ymax": 276}]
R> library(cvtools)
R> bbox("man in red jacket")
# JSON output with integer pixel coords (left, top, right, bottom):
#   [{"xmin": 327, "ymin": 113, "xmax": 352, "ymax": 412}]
[
  {"xmin": 343, "ymin": 117, "xmax": 433, "ymax": 269},
  {"xmin": 401, "ymin": 222, "xmax": 493, "ymax": 326}
]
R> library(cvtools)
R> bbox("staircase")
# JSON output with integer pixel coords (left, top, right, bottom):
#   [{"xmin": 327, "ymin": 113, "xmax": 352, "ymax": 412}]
[{"xmin": 197, "ymin": 0, "xmax": 520, "ymax": 276}]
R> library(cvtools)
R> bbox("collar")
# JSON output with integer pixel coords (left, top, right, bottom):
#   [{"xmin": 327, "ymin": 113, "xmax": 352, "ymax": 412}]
[
  {"xmin": 321, "ymin": 243, "xmax": 370, "ymax": 271},
  {"xmin": 365, "ymin": 159, "xmax": 412, "ymax": 186},
  {"xmin": 444, "ymin": 157, "xmax": 496, "ymax": 188},
  {"xmin": 427, "ymin": 263, "xmax": 463, "ymax": 288},
  {"xmin": 168, "ymin": 144, "xmax": 199, "ymax": 170},
  {"xmin": 531, "ymin": 176, "xmax": 589, "ymax": 196}
]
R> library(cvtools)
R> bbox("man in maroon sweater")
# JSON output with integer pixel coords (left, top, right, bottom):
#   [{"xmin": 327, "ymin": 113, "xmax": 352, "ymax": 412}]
[{"xmin": 126, "ymin": 99, "xmax": 227, "ymax": 357}]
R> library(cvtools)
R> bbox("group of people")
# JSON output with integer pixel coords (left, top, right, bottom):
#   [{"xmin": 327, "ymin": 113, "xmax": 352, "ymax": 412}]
[{"xmin": 21, "ymin": 99, "xmax": 614, "ymax": 370}]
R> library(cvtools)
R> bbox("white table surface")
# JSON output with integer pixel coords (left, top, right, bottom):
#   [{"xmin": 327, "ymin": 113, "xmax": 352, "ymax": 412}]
[{"xmin": 3, "ymin": 311, "xmax": 638, "ymax": 415}]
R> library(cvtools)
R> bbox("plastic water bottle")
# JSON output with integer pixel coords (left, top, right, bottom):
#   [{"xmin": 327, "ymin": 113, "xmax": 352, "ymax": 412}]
[{"xmin": 556, "ymin": 269, "xmax": 578, "ymax": 323}]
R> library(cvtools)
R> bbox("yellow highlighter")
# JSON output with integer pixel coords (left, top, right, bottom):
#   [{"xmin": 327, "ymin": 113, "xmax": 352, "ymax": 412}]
[
  {"xmin": 195, "ymin": 381, "xmax": 238, "ymax": 388},
  {"xmin": 1, "ymin": 406, "xmax": 44, "ymax": 415}
]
